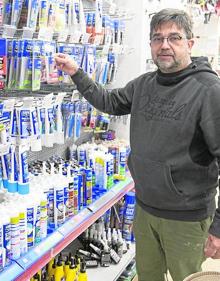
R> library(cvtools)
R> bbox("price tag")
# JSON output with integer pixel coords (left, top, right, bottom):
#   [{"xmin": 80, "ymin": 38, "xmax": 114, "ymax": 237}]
[{"xmin": 81, "ymin": 33, "xmax": 92, "ymax": 44}]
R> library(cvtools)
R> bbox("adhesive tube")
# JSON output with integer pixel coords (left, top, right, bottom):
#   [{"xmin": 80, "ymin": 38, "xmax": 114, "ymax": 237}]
[
  {"xmin": 17, "ymin": 98, "xmax": 33, "ymax": 146},
  {"xmin": 7, "ymin": 144, "xmax": 18, "ymax": 193},
  {"xmin": 30, "ymin": 104, "xmax": 42, "ymax": 152},
  {"xmin": 17, "ymin": 145, "xmax": 30, "ymax": 195},
  {"xmin": 43, "ymin": 94, "xmax": 54, "ymax": 148},
  {"xmin": 1, "ymin": 154, "xmax": 9, "ymax": 189},
  {"xmin": 18, "ymin": 203, "xmax": 27, "ymax": 255},
  {"xmin": 0, "ymin": 99, "xmax": 15, "ymax": 145},
  {"xmin": 54, "ymin": 93, "xmax": 66, "ymax": 145}
]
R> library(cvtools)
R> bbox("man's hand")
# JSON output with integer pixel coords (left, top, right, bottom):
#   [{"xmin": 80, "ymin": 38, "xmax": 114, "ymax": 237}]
[
  {"xmin": 54, "ymin": 53, "xmax": 79, "ymax": 76},
  {"xmin": 204, "ymin": 234, "xmax": 220, "ymax": 259}
]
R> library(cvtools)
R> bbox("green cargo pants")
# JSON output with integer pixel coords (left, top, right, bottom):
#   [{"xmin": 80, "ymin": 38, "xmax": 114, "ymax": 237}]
[{"xmin": 133, "ymin": 203, "xmax": 212, "ymax": 281}]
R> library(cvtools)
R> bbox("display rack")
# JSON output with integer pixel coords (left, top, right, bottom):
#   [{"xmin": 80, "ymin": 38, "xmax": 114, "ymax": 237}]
[
  {"xmin": 87, "ymin": 243, "xmax": 135, "ymax": 281},
  {"xmin": 0, "ymin": 177, "xmax": 134, "ymax": 281}
]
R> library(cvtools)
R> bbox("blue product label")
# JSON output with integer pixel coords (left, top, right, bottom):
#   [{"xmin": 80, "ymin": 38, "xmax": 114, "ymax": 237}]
[
  {"xmin": 40, "ymin": 108, "xmax": 45, "ymax": 134},
  {"xmin": 48, "ymin": 108, "xmax": 55, "ymax": 134},
  {"xmin": 73, "ymin": 175, "xmax": 79, "ymax": 214},
  {"xmin": 120, "ymin": 151, "xmax": 126, "ymax": 163},
  {"xmin": 31, "ymin": 109, "xmax": 39, "ymax": 136},
  {"xmin": 21, "ymin": 151, "xmax": 29, "ymax": 184},
  {"xmin": 64, "ymin": 185, "xmax": 68, "ymax": 216},
  {"xmin": 34, "ymin": 58, "xmax": 41, "ymax": 70},
  {"xmin": 0, "ymin": 103, "xmax": 3, "ymax": 117},
  {"xmin": 20, "ymin": 109, "xmax": 31, "ymax": 138},
  {"xmin": 27, "ymin": 207, "xmax": 34, "ymax": 247},
  {"xmin": 11, "ymin": 109, "xmax": 18, "ymax": 137},
  {"xmin": 3, "ymin": 223, "xmax": 11, "ymax": 265}
]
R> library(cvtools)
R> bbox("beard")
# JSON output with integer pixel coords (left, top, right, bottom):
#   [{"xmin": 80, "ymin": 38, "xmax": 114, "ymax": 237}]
[{"xmin": 154, "ymin": 56, "xmax": 182, "ymax": 73}]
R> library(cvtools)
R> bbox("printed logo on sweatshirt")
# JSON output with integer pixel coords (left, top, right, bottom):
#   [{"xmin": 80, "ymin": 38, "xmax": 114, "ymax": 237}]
[{"xmin": 139, "ymin": 94, "xmax": 187, "ymax": 121}]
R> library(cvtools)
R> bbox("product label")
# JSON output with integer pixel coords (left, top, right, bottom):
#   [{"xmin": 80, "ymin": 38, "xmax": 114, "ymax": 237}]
[
  {"xmin": 31, "ymin": 109, "xmax": 40, "ymax": 136},
  {"xmin": 20, "ymin": 109, "xmax": 31, "ymax": 138},
  {"xmin": 11, "ymin": 221, "xmax": 20, "ymax": 259},
  {"xmin": 55, "ymin": 189, "xmax": 65, "ymax": 226},
  {"xmin": 35, "ymin": 205, "xmax": 41, "ymax": 244},
  {"xmin": 21, "ymin": 150, "xmax": 29, "ymax": 183},
  {"xmin": 27, "ymin": 207, "xmax": 34, "ymax": 248},
  {"xmin": 48, "ymin": 187, "xmax": 54, "ymax": 224},
  {"xmin": 19, "ymin": 215, "xmax": 27, "ymax": 254},
  {"xmin": 3, "ymin": 222, "xmax": 11, "ymax": 265}
]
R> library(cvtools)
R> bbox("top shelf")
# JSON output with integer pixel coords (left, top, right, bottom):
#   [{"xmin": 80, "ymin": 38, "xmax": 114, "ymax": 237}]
[{"xmin": 0, "ymin": 177, "xmax": 134, "ymax": 281}]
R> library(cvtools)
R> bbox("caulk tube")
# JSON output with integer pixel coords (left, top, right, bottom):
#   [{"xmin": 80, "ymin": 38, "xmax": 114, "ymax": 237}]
[
  {"xmin": 0, "ymin": 99, "xmax": 15, "ymax": 145},
  {"xmin": 54, "ymin": 92, "xmax": 66, "ymax": 145},
  {"xmin": 1, "ymin": 153, "xmax": 9, "ymax": 189},
  {"xmin": 17, "ymin": 97, "xmax": 34, "ymax": 147},
  {"xmin": 7, "ymin": 144, "xmax": 18, "ymax": 193},
  {"xmin": 17, "ymin": 144, "xmax": 30, "ymax": 195},
  {"xmin": 30, "ymin": 102, "xmax": 42, "ymax": 152},
  {"xmin": 42, "ymin": 93, "xmax": 54, "ymax": 147}
]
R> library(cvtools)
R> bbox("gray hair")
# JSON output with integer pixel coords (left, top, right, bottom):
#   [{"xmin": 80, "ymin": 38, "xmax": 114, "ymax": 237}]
[{"xmin": 150, "ymin": 8, "xmax": 193, "ymax": 39}]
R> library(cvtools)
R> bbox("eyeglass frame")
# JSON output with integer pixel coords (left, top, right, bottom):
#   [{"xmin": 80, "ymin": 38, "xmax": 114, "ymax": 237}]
[{"xmin": 150, "ymin": 33, "xmax": 190, "ymax": 46}]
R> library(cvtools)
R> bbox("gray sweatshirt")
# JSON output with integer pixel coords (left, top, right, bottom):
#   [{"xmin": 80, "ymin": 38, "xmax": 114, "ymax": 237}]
[{"xmin": 71, "ymin": 57, "xmax": 220, "ymax": 237}]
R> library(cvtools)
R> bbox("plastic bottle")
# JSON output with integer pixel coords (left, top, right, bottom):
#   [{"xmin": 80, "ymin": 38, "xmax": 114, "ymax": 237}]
[
  {"xmin": 1, "ymin": 209, "xmax": 11, "ymax": 266},
  {"xmin": 78, "ymin": 259, "xmax": 88, "ymax": 281},
  {"xmin": 40, "ymin": 193, "xmax": 48, "ymax": 239},
  {"xmin": 18, "ymin": 204, "xmax": 28, "ymax": 255},
  {"xmin": 54, "ymin": 258, "xmax": 65, "ymax": 281},
  {"xmin": 66, "ymin": 166, "xmax": 74, "ymax": 218},
  {"xmin": 48, "ymin": 258, "xmax": 56, "ymax": 280},
  {"xmin": 65, "ymin": 258, "xmax": 77, "ymax": 281},
  {"xmin": 53, "ymin": 171, "xmax": 65, "ymax": 228},
  {"xmin": 64, "ymin": 256, "xmax": 70, "ymax": 278},
  {"xmin": 10, "ymin": 208, "xmax": 21, "ymax": 259}
]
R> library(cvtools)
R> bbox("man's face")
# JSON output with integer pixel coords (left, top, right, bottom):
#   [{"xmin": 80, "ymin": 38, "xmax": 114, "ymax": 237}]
[{"xmin": 150, "ymin": 22, "xmax": 194, "ymax": 73}]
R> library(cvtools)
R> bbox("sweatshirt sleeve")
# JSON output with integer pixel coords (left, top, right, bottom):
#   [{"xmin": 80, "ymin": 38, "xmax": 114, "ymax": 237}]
[
  {"xmin": 71, "ymin": 68, "xmax": 134, "ymax": 115},
  {"xmin": 200, "ymin": 83, "xmax": 220, "ymax": 237}
]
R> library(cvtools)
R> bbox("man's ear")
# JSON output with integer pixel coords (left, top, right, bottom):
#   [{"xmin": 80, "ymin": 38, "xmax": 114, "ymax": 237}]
[{"xmin": 188, "ymin": 39, "xmax": 195, "ymax": 50}]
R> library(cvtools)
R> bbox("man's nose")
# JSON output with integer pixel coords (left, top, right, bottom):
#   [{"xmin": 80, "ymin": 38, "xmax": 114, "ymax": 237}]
[{"xmin": 161, "ymin": 38, "xmax": 170, "ymax": 48}]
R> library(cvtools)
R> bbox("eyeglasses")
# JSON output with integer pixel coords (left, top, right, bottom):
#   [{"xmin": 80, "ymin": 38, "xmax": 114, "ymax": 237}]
[{"xmin": 151, "ymin": 34, "xmax": 187, "ymax": 46}]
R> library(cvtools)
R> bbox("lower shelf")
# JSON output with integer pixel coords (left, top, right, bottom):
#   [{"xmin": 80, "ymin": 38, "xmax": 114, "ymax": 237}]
[{"xmin": 87, "ymin": 243, "xmax": 136, "ymax": 281}]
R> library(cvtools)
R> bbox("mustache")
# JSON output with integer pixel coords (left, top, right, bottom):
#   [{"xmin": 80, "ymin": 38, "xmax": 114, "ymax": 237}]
[{"xmin": 158, "ymin": 53, "xmax": 174, "ymax": 56}]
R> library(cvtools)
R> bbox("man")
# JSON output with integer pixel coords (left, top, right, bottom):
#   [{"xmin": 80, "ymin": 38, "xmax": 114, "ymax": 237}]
[{"xmin": 55, "ymin": 8, "xmax": 220, "ymax": 281}]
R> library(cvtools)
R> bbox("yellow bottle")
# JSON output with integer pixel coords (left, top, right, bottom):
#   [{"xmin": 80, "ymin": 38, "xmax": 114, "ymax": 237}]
[
  {"xmin": 48, "ymin": 257, "xmax": 55, "ymax": 276},
  {"xmin": 54, "ymin": 259, "xmax": 65, "ymax": 281},
  {"xmin": 78, "ymin": 260, "xmax": 88, "ymax": 281},
  {"xmin": 66, "ymin": 258, "xmax": 78, "ymax": 281},
  {"xmin": 64, "ymin": 256, "xmax": 70, "ymax": 277},
  {"xmin": 49, "ymin": 259, "xmax": 57, "ymax": 280}
]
